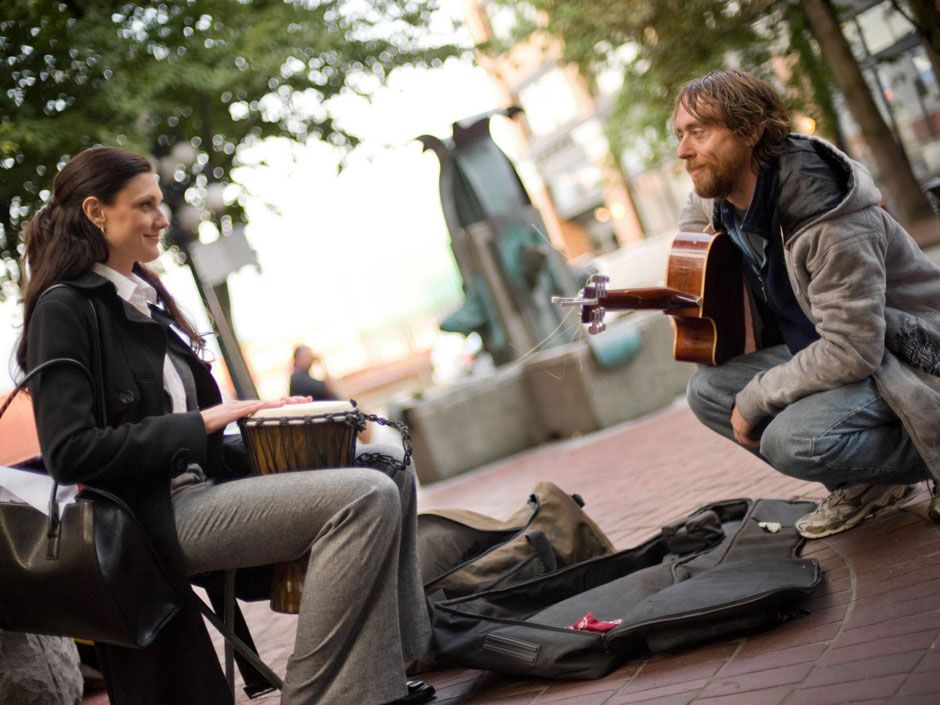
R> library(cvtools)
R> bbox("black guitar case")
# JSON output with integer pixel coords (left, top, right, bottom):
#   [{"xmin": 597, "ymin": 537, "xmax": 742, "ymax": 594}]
[{"xmin": 430, "ymin": 498, "xmax": 820, "ymax": 679}]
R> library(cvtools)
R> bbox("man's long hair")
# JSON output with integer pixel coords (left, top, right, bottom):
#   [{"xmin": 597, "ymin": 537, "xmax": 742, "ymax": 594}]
[{"xmin": 674, "ymin": 70, "xmax": 791, "ymax": 172}]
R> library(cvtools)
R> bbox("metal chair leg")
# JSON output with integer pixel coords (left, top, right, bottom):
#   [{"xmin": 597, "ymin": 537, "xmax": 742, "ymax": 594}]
[{"xmin": 224, "ymin": 570, "xmax": 236, "ymax": 696}]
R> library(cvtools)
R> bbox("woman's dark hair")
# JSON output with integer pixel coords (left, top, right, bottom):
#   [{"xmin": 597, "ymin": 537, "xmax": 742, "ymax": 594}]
[
  {"xmin": 16, "ymin": 145, "xmax": 205, "ymax": 370},
  {"xmin": 674, "ymin": 70, "xmax": 791, "ymax": 172}
]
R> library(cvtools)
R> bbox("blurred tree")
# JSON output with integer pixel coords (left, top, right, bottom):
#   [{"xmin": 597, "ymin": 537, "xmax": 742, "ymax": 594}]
[
  {"xmin": 0, "ymin": 0, "xmax": 458, "ymax": 286},
  {"xmin": 486, "ymin": 0, "xmax": 779, "ymax": 164},
  {"xmin": 489, "ymin": 0, "xmax": 936, "ymax": 234},
  {"xmin": 1, "ymin": 0, "xmax": 458, "ymax": 395}
]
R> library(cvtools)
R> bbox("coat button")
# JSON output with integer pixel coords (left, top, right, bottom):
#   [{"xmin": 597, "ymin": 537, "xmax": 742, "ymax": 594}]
[{"xmin": 118, "ymin": 390, "xmax": 136, "ymax": 404}]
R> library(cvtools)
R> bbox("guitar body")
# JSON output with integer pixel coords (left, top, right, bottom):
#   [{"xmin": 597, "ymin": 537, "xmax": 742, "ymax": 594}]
[
  {"xmin": 665, "ymin": 231, "xmax": 745, "ymax": 366},
  {"xmin": 554, "ymin": 231, "xmax": 746, "ymax": 367}
]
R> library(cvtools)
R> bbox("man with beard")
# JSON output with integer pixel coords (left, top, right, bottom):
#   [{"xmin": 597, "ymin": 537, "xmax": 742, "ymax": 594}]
[{"xmin": 675, "ymin": 70, "xmax": 940, "ymax": 537}]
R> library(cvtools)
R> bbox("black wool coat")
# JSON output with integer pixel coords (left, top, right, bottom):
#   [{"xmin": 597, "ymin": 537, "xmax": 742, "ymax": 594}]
[{"xmin": 26, "ymin": 270, "xmax": 235, "ymax": 705}]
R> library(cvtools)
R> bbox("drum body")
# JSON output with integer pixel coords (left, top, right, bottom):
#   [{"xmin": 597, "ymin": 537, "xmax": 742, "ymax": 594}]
[{"xmin": 238, "ymin": 401, "xmax": 362, "ymax": 613}]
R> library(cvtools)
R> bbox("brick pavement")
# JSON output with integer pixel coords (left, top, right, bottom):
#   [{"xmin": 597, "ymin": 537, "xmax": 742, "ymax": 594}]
[{"xmin": 82, "ymin": 403, "xmax": 940, "ymax": 705}]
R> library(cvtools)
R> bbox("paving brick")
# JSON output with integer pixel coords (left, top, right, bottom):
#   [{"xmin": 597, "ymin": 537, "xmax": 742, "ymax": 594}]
[
  {"xmin": 895, "ymin": 668, "xmax": 940, "ymax": 697},
  {"xmin": 784, "ymin": 674, "xmax": 907, "ymax": 705},
  {"xmin": 719, "ymin": 640, "xmax": 827, "ymax": 676},
  {"xmin": 837, "ymin": 612, "xmax": 940, "ymax": 648},
  {"xmin": 820, "ymin": 630, "xmax": 938, "ymax": 667},
  {"xmin": 693, "ymin": 684, "xmax": 793, "ymax": 705},
  {"xmin": 912, "ymin": 644, "xmax": 940, "ymax": 672},
  {"xmin": 856, "ymin": 564, "xmax": 940, "ymax": 599},
  {"xmin": 844, "ymin": 595, "xmax": 940, "ymax": 631},
  {"xmin": 888, "ymin": 695, "xmax": 940, "ymax": 705},
  {"xmin": 698, "ymin": 662, "xmax": 813, "ymax": 698},
  {"xmin": 802, "ymin": 651, "xmax": 922, "ymax": 688},
  {"xmin": 609, "ymin": 694, "xmax": 698, "ymax": 705},
  {"xmin": 533, "ymin": 664, "xmax": 639, "ymax": 703},
  {"xmin": 860, "ymin": 579, "xmax": 940, "ymax": 612},
  {"xmin": 805, "ymin": 587, "xmax": 852, "ymax": 612},
  {"xmin": 820, "ymin": 575, "xmax": 852, "ymax": 594},
  {"xmin": 844, "ymin": 532, "xmax": 940, "ymax": 572},
  {"xmin": 611, "ymin": 645, "xmax": 732, "ymax": 699},
  {"xmin": 607, "ymin": 679, "xmax": 707, "ymax": 705},
  {"xmin": 530, "ymin": 691, "xmax": 617, "ymax": 705}
]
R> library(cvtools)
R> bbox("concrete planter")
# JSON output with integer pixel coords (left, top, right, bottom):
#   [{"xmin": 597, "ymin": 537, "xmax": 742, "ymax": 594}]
[{"xmin": 395, "ymin": 312, "xmax": 694, "ymax": 485}]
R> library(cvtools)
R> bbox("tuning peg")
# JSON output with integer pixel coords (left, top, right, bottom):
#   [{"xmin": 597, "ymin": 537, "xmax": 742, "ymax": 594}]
[
  {"xmin": 587, "ymin": 306, "xmax": 607, "ymax": 335},
  {"xmin": 551, "ymin": 294, "xmax": 598, "ymax": 307},
  {"xmin": 588, "ymin": 274, "xmax": 609, "ymax": 300}
]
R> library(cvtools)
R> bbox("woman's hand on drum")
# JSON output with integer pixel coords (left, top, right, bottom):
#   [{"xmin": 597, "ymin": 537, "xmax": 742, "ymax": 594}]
[{"xmin": 200, "ymin": 396, "xmax": 312, "ymax": 434}]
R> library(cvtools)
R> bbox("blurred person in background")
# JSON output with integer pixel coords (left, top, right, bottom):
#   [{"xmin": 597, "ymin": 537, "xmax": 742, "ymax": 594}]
[{"xmin": 289, "ymin": 344, "xmax": 337, "ymax": 400}]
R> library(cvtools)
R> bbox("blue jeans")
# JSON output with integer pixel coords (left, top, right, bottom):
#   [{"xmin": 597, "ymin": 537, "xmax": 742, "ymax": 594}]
[{"xmin": 686, "ymin": 345, "xmax": 929, "ymax": 490}]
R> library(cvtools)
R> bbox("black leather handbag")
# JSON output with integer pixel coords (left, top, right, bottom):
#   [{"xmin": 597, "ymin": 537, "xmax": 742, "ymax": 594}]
[{"xmin": 0, "ymin": 296, "xmax": 182, "ymax": 649}]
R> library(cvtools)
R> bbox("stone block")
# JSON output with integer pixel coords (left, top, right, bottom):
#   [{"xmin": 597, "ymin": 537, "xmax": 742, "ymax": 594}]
[
  {"xmin": 396, "ymin": 364, "xmax": 543, "ymax": 485},
  {"xmin": 0, "ymin": 630, "xmax": 83, "ymax": 705},
  {"xmin": 586, "ymin": 312, "xmax": 694, "ymax": 427},
  {"xmin": 396, "ymin": 312, "xmax": 695, "ymax": 485}
]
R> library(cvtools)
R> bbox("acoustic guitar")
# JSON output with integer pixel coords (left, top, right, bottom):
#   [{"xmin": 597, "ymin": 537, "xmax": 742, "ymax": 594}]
[{"xmin": 553, "ymin": 231, "xmax": 745, "ymax": 366}]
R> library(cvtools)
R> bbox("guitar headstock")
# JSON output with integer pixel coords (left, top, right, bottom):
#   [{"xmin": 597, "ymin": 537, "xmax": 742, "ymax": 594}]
[{"xmin": 551, "ymin": 274, "xmax": 610, "ymax": 334}]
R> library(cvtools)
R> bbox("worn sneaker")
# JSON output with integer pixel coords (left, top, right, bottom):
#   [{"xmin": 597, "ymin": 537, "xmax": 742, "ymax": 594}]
[
  {"xmin": 929, "ymin": 480, "xmax": 940, "ymax": 523},
  {"xmin": 795, "ymin": 483, "xmax": 914, "ymax": 539}
]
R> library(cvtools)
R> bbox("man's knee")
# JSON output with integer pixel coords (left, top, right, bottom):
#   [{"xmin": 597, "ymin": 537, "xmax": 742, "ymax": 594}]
[
  {"xmin": 760, "ymin": 418, "xmax": 826, "ymax": 483},
  {"xmin": 686, "ymin": 366, "xmax": 731, "ymax": 422}
]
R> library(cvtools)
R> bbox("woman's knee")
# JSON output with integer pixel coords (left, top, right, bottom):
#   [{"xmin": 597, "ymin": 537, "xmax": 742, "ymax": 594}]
[
  {"xmin": 355, "ymin": 443, "xmax": 416, "ymax": 491},
  {"xmin": 359, "ymin": 471, "xmax": 401, "ymax": 513}
]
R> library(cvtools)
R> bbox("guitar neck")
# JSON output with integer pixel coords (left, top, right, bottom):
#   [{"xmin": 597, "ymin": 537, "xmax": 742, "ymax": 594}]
[{"xmin": 600, "ymin": 287, "xmax": 700, "ymax": 311}]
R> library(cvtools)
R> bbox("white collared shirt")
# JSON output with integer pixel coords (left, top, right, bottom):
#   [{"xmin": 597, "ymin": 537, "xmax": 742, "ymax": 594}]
[{"xmin": 91, "ymin": 263, "xmax": 188, "ymax": 413}]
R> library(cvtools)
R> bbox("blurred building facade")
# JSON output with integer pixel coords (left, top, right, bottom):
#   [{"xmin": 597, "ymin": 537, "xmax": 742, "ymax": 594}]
[
  {"xmin": 837, "ymin": 0, "xmax": 940, "ymax": 186},
  {"xmin": 462, "ymin": 0, "xmax": 940, "ymax": 262},
  {"xmin": 462, "ymin": 1, "xmax": 705, "ymax": 261},
  {"xmin": 464, "ymin": 4, "xmax": 636, "ymax": 259}
]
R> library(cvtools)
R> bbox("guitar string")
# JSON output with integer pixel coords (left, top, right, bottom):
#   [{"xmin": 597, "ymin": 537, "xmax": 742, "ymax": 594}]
[
  {"xmin": 484, "ymin": 234, "xmax": 598, "ymax": 383},
  {"xmin": 495, "ymin": 304, "xmax": 582, "ymax": 382}
]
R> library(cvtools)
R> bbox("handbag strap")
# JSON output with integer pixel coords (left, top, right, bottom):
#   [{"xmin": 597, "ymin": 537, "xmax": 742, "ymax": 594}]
[{"xmin": 0, "ymin": 287, "xmax": 105, "ymax": 549}]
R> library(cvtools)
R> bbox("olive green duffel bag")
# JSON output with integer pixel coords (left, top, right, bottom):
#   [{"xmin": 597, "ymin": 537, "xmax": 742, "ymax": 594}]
[{"xmin": 417, "ymin": 481, "xmax": 615, "ymax": 600}]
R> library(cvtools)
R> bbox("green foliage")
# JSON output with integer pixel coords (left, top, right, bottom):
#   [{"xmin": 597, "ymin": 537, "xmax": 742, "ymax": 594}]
[
  {"xmin": 0, "ymin": 0, "xmax": 460, "ymax": 292},
  {"xmin": 487, "ymin": 0, "xmax": 838, "ymax": 167}
]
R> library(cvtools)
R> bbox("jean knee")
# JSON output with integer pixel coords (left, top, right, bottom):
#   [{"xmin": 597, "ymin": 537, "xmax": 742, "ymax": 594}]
[
  {"xmin": 686, "ymin": 367, "xmax": 713, "ymax": 420},
  {"xmin": 760, "ymin": 420, "xmax": 822, "ymax": 482}
]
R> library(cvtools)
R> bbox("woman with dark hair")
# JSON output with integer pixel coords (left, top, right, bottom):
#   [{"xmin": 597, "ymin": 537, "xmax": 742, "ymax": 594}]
[{"xmin": 18, "ymin": 146, "xmax": 433, "ymax": 705}]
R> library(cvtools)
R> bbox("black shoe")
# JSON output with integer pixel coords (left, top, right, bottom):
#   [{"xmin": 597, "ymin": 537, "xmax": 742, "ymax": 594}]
[{"xmin": 385, "ymin": 680, "xmax": 435, "ymax": 705}]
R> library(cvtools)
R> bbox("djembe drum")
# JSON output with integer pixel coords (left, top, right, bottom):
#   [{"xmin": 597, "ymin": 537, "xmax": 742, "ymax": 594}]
[{"xmin": 238, "ymin": 400, "xmax": 364, "ymax": 613}]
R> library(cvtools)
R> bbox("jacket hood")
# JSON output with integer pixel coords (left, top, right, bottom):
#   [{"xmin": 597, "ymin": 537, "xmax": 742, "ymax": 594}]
[{"xmin": 777, "ymin": 134, "xmax": 883, "ymax": 242}]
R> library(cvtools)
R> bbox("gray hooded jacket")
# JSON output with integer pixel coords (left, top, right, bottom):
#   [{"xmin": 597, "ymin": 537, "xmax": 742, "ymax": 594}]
[{"xmin": 679, "ymin": 134, "xmax": 940, "ymax": 481}]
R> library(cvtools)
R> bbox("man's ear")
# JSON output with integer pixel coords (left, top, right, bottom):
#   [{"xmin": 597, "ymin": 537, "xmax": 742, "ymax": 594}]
[
  {"xmin": 81, "ymin": 196, "xmax": 105, "ymax": 228},
  {"xmin": 748, "ymin": 125, "xmax": 765, "ymax": 147}
]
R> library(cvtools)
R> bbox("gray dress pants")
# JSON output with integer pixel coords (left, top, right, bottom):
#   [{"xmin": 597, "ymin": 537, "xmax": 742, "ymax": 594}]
[
  {"xmin": 171, "ymin": 443, "xmax": 430, "ymax": 705},
  {"xmin": 686, "ymin": 345, "xmax": 929, "ymax": 490}
]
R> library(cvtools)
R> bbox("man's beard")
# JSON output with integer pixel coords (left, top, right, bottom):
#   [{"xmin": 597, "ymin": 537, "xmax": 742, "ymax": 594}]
[{"xmin": 688, "ymin": 145, "xmax": 751, "ymax": 200}]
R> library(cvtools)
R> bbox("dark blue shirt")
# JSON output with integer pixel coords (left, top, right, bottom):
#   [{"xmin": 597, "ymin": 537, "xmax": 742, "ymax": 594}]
[{"xmin": 717, "ymin": 167, "xmax": 820, "ymax": 354}]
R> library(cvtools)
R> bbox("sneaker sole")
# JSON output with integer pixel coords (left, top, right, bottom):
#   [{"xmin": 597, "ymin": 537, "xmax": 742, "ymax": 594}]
[{"xmin": 796, "ymin": 485, "xmax": 915, "ymax": 540}]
